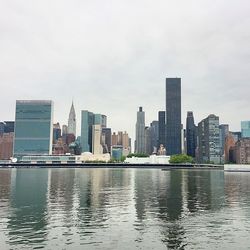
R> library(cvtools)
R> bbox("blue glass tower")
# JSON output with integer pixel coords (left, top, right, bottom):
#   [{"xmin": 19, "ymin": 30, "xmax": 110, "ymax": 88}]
[
  {"xmin": 13, "ymin": 100, "xmax": 53, "ymax": 158},
  {"xmin": 81, "ymin": 111, "xmax": 106, "ymax": 153},
  {"xmin": 241, "ymin": 121, "xmax": 250, "ymax": 138}
]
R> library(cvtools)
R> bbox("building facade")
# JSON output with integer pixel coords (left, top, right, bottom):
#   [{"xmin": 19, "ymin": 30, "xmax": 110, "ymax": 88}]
[
  {"xmin": 81, "ymin": 110, "xmax": 106, "ymax": 153},
  {"xmin": 166, "ymin": 78, "xmax": 181, "ymax": 155},
  {"xmin": 0, "ymin": 132, "xmax": 14, "ymax": 160},
  {"xmin": 197, "ymin": 114, "xmax": 220, "ymax": 164},
  {"xmin": 111, "ymin": 131, "xmax": 131, "ymax": 156},
  {"xmin": 13, "ymin": 100, "xmax": 53, "ymax": 158},
  {"xmin": 0, "ymin": 121, "xmax": 15, "ymax": 135},
  {"xmin": 92, "ymin": 124, "xmax": 103, "ymax": 154},
  {"xmin": 219, "ymin": 124, "xmax": 229, "ymax": 161},
  {"xmin": 101, "ymin": 128, "xmax": 112, "ymax": 153},
  {"xmin": 145, "ymin": 127, "xmax": 152, "ymax": 155},
  {"xmin": 135, "ymin": 107, "xmax": 145, "ymax": 153},
  {"xmin": 186, "ymin": 111, "xmax": 197, "ymax": 158},
  {"xmin": 235, "ymin": 138, "xmax": 250, "ymax": 164},
  {"xmin": 68, "ymin": 102, "xmax": 76, "ymax": 136},
  {"xmin": 158, "ymin": 111, "xmax": 166, "ymax": 149},
  {"xmin": 53, "ymin": 123, "xmax": 61, "ymax": 143},
  {"xmin": 224, "ymin": 132, "xmax": 236, "ymax": 163},
  {"xmin": 241, "ymin": 121, "xmax": 250, "ymax": 138},
  {"xmin": 150, "ymin": 121, "xmax": 159, "ymax": 154},
  {"xmin": 81, "ymin": 111, "xmax": 94, "ymax": 152}
]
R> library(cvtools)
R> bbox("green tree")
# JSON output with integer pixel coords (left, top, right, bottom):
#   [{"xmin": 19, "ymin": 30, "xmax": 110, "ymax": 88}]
[{"xmin": 169, "ymin": 154, "xmax": 194, "ymax": 164}]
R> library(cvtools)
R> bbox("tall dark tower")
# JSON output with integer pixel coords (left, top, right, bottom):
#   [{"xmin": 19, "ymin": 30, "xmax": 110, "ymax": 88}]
[
  {"xmin": 166, "ymin": 78, "xmax": 181, "ymax": 155},
  {"xmin": 186, "ymin": 111, "xmax": 196, "ymax": 157}
]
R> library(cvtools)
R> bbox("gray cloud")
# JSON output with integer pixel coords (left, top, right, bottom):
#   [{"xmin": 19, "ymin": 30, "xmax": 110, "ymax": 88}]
[{"xmin": 1, "ymin": 0, "xmax": 250, "ymax": 140}]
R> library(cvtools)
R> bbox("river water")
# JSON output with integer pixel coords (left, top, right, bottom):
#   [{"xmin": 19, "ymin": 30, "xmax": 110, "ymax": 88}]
[{"xmin": 0, "ymin": 168, "xmax": 250, "ymax": 249}]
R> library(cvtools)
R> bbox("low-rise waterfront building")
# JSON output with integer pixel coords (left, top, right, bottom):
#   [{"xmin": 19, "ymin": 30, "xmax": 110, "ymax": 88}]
[
  {"xmin": 125, "ymin": 155, "xmax": 170, "ymax": 164},
  {"xmin": 20, "ymin": 152, "xmax": 111, "ymax": 164}
]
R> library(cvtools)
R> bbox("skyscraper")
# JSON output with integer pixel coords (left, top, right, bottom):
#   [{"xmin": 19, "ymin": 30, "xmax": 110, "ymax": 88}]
[
  {"xmin": 135, "ymin": 107, "xmax": 145, "ymax": 154},
  {"xmin": 219, "ymin": 124, "xmax": 229, "ymax": 159},
  {"xmin": 197, "ymin": 114, "xmax": 220, "ymax": 164},
  {"xmin": 81, "ymin": 110, "xmax": 106, "ymax": 153},
  {"xmin": 166, "ymin": 78, "xmax": 181, "ymax": 155},
  {"xmin": 158, "ymin": 111, "xmax": 166, "ymax": 148},
  {"xmin": 92, "ymin": 124, "xmax": 103, "ymax": 154},
  {"xmin": 241, "ymin": 121, "xmax": 250, "ymax": 138},
  {"xmin": 61, "ymin": 125, "xmax": 68, "ymax": 144},
  {"xmin": 150, "ymin": 121, "xmax": 159, "ymax": 153},
  {"xmin": 122, "ymin": 131, "xmax": 131, "ymax": 152},
  {"xmin": 224, "ymin": 132, "xmax": 236, "ymax": 163},
  {"xmin": 13, "ymin": 100, "xmax": 53, "ymax": 158},
  {"xmin": 186, "ymin": 111, "xmax": 197, "ymax": 157},
  {"xmin": 53, "ymin": 122, "xmax": 61, "ymax": 143},
  {"xmin": 68, "ymin": 102, "xmax": 76, "ymax": 136},
  {"xmin": 158, "ymin": 111, "xmax": 166, "ymax": 149},
  {"xmin": 81, "ymin": 111, "xmax": 94, "ymax": 152},
  {"xmin": 145, "ymin": 127, "xmax": 152, "ymax": 155},
  {"xmin": 101, "ymin": 128, "xmax": 112, "ymax": 153}
]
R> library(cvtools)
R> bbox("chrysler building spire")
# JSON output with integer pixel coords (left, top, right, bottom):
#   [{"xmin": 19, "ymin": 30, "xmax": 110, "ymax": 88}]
[{"xmin": 68, "ymin": 101, "xmax": 76, "ymax": 136}]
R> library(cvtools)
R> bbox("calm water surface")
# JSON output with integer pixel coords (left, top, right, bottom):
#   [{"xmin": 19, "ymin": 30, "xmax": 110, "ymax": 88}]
[{"xmin": 0, "ymin": 168, "xmax": 250, "ymax": 249}]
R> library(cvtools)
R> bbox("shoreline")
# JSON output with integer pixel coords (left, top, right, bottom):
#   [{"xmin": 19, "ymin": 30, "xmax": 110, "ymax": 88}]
[{"xmin": 0, "ymin": 163, "xmax": 223, "ymax": 170}]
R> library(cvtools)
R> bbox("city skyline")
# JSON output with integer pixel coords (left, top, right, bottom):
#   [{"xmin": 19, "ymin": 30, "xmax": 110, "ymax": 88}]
[
  {"xmin": 0, "ymin": 88, "xmax": 247, "ymax": 144},
  {"xmin": 0, "ymin": 1, "xmax": 250, "ymax": 142}
]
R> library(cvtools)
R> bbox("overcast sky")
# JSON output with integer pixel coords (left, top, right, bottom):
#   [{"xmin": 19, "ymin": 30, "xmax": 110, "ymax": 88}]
[{"xmin": 0, "ymin": 0, "xmax": 250, "ymax": 140}]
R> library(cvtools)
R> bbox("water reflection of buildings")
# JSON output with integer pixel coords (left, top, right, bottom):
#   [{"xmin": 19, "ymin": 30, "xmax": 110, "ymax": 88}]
[
  {"xmin": 133, "ymin": 169, "xmax": 225, "ymax": 249},
  {"xmin": 7, "ymin": 169, "xmax": 48, "ymax": 248},
  {"xmin": 0, "ymin": 169, "xmax": 12, "ymax": 200},
  {"xmin": 0, "ymin": 168, "xmax": 228, "ymax": 249},
  {"xmin": 46, "ymin": 168, "xmax": 132, "ymax": 244},
  {"xmin": 224, "ymin": 172, "xmax": 250, "ymax": 207}
]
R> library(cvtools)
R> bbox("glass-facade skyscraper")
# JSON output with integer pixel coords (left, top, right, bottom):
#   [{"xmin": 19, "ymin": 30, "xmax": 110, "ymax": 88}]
[
  {"xmin": 81, "ymin": 110, "xmax": 106, "ymax": 153},
  {"xmin": 241, "ymin": 121, "xmax": 250, "ymax": 138},
  {"xmin": 166, "ymin": 78, "xmax": 181, "ymax": 155},
  {"xmin": 81, "ymin": 111, "xmax": 94, "ymax": 152},
  {"xmin": 13, "ymin": 100, "xmax": 53, "ymax": 158}
]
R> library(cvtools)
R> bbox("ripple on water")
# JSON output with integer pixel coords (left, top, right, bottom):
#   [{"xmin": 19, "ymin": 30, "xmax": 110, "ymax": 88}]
[{"xmin": 1, "ymin": 169, "xmax": 250, "ymax": 249}]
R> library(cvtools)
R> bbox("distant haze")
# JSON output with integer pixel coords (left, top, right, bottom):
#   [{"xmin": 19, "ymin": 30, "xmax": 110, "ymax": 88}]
[{"xmin": 1, "ymin": 0, "xmax": 250, "ymax": 141}]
